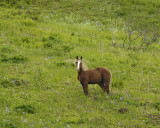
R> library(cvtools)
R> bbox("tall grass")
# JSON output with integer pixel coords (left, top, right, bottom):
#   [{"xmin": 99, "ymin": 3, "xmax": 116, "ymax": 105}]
[{"xmin": 0, "ymin": 0, "xmax": 160, "ymax": 127}]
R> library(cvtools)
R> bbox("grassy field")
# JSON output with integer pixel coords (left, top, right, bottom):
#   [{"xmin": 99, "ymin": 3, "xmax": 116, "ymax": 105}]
[{"xmin": 0, "ymin": 0, "xmax": 160, "ymax": 127}]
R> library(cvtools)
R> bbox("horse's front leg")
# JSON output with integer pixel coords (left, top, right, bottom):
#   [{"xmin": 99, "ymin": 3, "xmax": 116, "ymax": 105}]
[{"xmin": 82, "ymin": 81, "xmax": 88, "ymax": 95}]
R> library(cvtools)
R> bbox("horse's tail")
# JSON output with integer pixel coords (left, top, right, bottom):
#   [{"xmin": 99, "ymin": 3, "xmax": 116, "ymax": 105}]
[{"xmin": 109, "ymin": 71, "xmax": 112, "ymax": 92}]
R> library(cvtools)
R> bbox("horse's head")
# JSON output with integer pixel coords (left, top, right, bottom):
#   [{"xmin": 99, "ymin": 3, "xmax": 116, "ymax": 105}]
[{"xmin": 75, "ymin": 56, "xmax": 82, "ymax": 72}]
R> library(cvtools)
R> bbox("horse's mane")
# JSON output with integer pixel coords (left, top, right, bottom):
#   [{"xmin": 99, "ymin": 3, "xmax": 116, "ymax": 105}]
[{"xmin": 82, "ymin": 62, "xmax": 88, "ymax": 71}]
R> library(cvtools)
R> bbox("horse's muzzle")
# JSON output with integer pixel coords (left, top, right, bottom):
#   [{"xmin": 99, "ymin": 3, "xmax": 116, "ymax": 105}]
[{"xmin": 77, "ymin": 69, "xmax": 80, "ymax": 72}]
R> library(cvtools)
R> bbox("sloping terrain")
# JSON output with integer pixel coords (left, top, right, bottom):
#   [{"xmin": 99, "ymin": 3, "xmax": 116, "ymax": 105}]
[{"xmin": 0, "ymin": 0, "xmax": 160, "ymax": 127}]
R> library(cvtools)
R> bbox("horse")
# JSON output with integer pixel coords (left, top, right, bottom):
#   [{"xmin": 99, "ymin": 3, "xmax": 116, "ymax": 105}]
[{"xmin": 75, "ymin": 56, "xmax": 111, "ymax": 95}]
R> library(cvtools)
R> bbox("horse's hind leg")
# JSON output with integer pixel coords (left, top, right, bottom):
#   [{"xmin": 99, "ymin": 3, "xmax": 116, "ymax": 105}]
[
  {"xmin": 98, "ymin": 82, "xmax": 106, "ymax": 92},
  {"xmin": 82, "ymin": 81, "xmax": 88, "ymax": 95},
  {"xmin": 102, "ymin": 71, "xmax": 111, "ymax": 94},
  {"xmin": 104, "ymin": 80, "xmax": 110, "ymax": 94}
]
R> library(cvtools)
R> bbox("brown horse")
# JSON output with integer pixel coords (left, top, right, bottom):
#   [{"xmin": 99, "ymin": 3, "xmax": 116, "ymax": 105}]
[{"xmin": 75, "ymin": 56, "xmax": 111, "ymax": 95}]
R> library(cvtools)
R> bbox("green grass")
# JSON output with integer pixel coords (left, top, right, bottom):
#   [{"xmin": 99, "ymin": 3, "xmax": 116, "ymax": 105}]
[{"xmin": 0, "ymin": 0, "xmax": 160, "ymax": 127}]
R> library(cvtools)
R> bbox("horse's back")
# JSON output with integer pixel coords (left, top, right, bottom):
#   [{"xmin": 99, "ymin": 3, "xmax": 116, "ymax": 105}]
[
  {"xmin": 89, "ymin": 67, "xmax": 111, "ymax": 76},
  {"xmin": 96, "ymin": 67, "xmax": 111, "ymax": 79},
  {"xmin": 96, "ymin": 67, "xmax": 110, "ymax": 73},
  {"xmin": 87, "ymin": 68, "xmax": 102, "ymax": 84},
  {"xmin": 87, "ymin": 67, "xmax": 111, "ymax": 84}
]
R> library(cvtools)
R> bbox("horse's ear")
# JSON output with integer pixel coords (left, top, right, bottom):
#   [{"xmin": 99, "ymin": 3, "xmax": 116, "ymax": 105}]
[
  {"xmin": 76, "ymin": 56, "xmax": 78, "ymax": 59},
  {"xmin": 80, "ymin": 56, "xmax": 82, "ymax": 60}
]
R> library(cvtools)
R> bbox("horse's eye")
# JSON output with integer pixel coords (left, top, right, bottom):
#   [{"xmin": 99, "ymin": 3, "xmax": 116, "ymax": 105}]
[{"xmin": 75, "ymin": 62, "xmax": 78, "ymax": 64}]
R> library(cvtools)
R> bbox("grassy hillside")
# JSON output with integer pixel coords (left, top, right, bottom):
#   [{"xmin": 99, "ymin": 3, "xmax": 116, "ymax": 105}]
[{"xmin": 0, "ymin": 0, "xmax": 160, "ymax": 127}]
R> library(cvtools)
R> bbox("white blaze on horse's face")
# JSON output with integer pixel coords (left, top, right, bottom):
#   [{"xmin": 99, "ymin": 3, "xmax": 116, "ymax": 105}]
[
  {"xmin": 76, "ymin": 56, "xmax": 82, "ymax": 72},
  {"xmin": 76, "ymin": 59, "xmax": 82, "ymax": 72},
  {"xmin": 77, "ymin": 60, "xmax": 81, "ymax": 72}
]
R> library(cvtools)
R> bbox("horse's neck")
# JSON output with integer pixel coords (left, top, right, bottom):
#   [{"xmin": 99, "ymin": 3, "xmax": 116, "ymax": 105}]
[
  {"xmin": 78, "ymin": 70, "xmax": 85, "ymax": 81},
  {"xmin": 78, "ymin": 70, "xmax": 85, "ymax": 76},
  {"xmin": 81, "ymin": 63, "xmax": 88, "ymax": 71},
  {"xmin": 78, "ymin": 70, "xmax": 82, "ymax": 75}
]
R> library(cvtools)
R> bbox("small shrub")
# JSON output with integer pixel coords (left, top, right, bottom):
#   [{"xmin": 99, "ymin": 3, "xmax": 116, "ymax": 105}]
[
  {"xmin": 14, "ymin": 104, "xmax": 36, "ymax": 114},
  {"xmin": 44, "ymin": 42, "xmax": 53, "ymax": 48},
  {"xmin": 21, "ymin": 37, "xmax": 30, "ymax": 43},
  {"xmin": 43, "ymin": 35, "xmax": 62, "ymax": 48},
  {"xmin": 1, "ymin": 47, "xmax": 15, "ymax": 53},
  {"xmin": 153, "ymin": 102, "xmax": 160, "ymax": 111},
  {"xmin": 131, "ymin": 62, "xmax": 137, "ymax": 67},
  {"xmin": 1, "ymin": 54, "xmax": 28, "ymax": 63},
  {"xmin": 115, "ymin": 7, "xmax": 127, "ymax": 17},
  {"xmin": 0, "ymin": 53, "xmax": 9, "ymax": 62},
  {"xmin": 62, "ymin": 45, "xmax": 73, "ymax": 53},
  {"xmin": 118, "ymin": 108, "xmax": 129, "ymax": 114},
  {"xmin": 10, "ymin": 78, "xmax": 28, "ymax": 86},
  {"xmin": 4, "ymin": 123, "xmax": 17, "ymax": 128},
  {"xmin": 0, "ymin": 79, "xmax": 14, "ymax": 88},
  {"xmin": 0, "ymin": 78, "xmax": 27, "ymax": 88},
  {"xmin": 49, "ymin": 35, "xmax": 56, "ymax": 41},
  {"xmin": 10, "ymin": 55, "xmax": 28, "ymax": 63},
  {"xmin": 25, "ymin": 9, "xmax": 40, "ymax": 21},
  {"xmin": 53, "ymin": 45, "xmax": 73, "ymax": 56}
]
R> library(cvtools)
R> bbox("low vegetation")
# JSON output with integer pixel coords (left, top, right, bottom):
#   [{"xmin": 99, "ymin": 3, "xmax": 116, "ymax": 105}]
[{"xmin": 0, "ymin": 0, "xmax": 160, "ymax": 127}]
